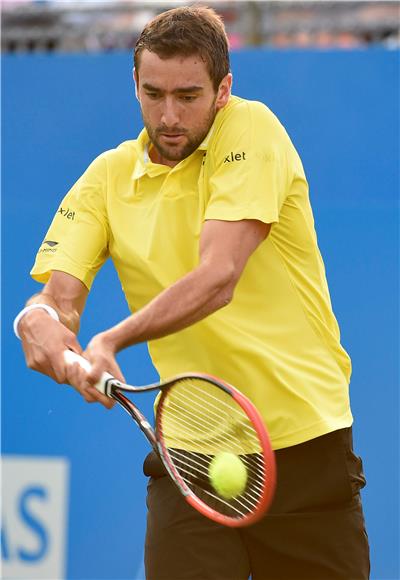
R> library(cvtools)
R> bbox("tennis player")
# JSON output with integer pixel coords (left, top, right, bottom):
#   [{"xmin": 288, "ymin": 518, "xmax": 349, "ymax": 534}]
[{"xmin": 14, "ymin": 6, "xmax": 370, "ymax": 579}]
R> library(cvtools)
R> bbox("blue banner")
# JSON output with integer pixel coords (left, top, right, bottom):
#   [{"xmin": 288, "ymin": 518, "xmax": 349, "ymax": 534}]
[{"xmin": 2, "ymin": 49, "xmax": 398, "ymax": 579}]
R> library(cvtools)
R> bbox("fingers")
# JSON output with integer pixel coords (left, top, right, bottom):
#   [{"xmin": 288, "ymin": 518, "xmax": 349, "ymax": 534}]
[
  {"xmin": 23, "ymin": 337, "xmax": 83, "ymax": 384},
  {"xmin": 65, "ymin": 360, "xmax": 115, "ymax": 409},
  {"xmin": 84, "ymin": 347, "xmax": 126, "ymax": 385},
  {"xmin": 20, "ymin": 319, "xmax": 118, "ymax": 410},
  {"xmin": 85, "ymin": 386, "xmax": 115, "ymax": 409}
]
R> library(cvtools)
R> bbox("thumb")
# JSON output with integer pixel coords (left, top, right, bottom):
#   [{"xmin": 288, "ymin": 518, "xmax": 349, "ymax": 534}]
[
  {"xmin": 83, "ymin": 351, "xmax": 126, "ymax": 387},
  {"xmin": 65, "ymin": 338, "xmax": 84, "ymax": 356}
]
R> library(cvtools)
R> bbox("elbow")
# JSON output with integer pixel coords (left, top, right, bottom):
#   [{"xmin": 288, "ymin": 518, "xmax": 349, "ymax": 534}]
[
  {"xmin": 220, "ymin": 290, "xmax": 234, "ymax": 308},
  {"xmin": 216, "ymin": 288, "xmax": 234, "ymax": 310},
  {"xmin": 199, "ymin": 258, "xmax": 239, "ymax": 311},
  {"xmin": 214, "ymin": 266, "xmax": 237, "ymax": 309}
]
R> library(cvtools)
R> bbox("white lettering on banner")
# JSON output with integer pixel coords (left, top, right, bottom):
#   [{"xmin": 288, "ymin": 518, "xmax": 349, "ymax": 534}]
[{"xmin": 1, "ymin": 456, "xmax": 69, "ymax": 579}]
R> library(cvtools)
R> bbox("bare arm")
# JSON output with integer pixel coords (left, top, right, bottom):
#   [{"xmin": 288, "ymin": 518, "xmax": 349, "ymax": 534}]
[
  {"xmin": 19, "ymin": 220, "xmax": 269, "ymax": 407},
  {"xmin": 21, "ymin": 270, "xmax": 88, "ymax": 334},
  {"xmin": 18, "ymin": 271, "xmax": 117, "ymax": 407},
  {"xmin": 91, "ymin": 219, "xmax": 270, "ymax": 353}
]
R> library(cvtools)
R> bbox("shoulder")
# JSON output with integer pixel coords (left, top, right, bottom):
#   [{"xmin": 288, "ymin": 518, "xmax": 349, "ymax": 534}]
[
  {"xmin": 207, "ymin": 96, "xmax": 292, "ymax": 159},
  {"xmin": 219, "ymin": 96, "xmax": 284, "ymax": 129},
  {"xmin": 71, "ymin": 140, "xmax": 140, "ymax": 193},
  {"xmin": 96, "ymin": 140, "xmax": 139, "ymax": 170}
]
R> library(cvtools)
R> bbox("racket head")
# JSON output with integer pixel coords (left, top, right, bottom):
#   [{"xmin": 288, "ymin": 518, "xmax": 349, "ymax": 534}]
[{"xmin": 155, "ymin": 373, "xmax": 276, "ymax": 527}]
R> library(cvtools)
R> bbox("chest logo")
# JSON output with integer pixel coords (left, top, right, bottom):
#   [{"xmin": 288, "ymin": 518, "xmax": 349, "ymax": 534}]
[{"xmin": 224, "ymin": 152, "xmax": 246, "ymax": 164}]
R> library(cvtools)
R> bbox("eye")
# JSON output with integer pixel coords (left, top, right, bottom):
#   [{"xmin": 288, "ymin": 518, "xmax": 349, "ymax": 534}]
[
  {"xmin": 180, "ymin": 95, "xmax": 197, "ymax": 103},
  {"xmin": 145, "ymin": 92, "xmax": 160, "ymax": 100}
]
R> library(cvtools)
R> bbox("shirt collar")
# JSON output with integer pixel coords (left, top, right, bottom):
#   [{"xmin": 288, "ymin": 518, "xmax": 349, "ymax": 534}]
[
  {"xmin": 197, "ymin": 124, "xmax": 215, "ymax": 151},
  {"xmin": 131, "ymin": 129, "xmax": 170, "ymax": 180}
]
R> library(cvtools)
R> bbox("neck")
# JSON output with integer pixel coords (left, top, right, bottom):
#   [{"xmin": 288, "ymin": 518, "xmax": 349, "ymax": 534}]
[{"xmin": 148, "ymin": 143, "xmax": 178, "ymax": 168}]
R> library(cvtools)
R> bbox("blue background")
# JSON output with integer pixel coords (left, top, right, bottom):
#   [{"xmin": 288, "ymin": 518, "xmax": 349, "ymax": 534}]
[{"xmin": 2, "ymin": 49, "xmax": 399, "ymax": 579}]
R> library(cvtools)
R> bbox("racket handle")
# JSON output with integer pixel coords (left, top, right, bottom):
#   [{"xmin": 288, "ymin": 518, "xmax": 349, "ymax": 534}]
[{"xmin": 63, "ymin": 350, "xmax": 114, "ymax": 396}]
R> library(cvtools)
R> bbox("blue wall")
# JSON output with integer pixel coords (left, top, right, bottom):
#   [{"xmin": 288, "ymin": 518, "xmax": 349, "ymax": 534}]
[{"xmin": 2, "ymin": 49, "xmax": 399, "ymax": 579}]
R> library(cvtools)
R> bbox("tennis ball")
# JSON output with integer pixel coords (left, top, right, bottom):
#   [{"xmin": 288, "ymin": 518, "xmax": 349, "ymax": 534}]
[{"xmin": 209, "ymin": 452, "xmax": 247, "ymax": 500}]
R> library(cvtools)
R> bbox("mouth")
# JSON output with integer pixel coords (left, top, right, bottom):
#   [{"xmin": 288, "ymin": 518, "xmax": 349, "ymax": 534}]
[{"xmin": 159, "ymin": 133, "xmax": 185, "ymax": 144}]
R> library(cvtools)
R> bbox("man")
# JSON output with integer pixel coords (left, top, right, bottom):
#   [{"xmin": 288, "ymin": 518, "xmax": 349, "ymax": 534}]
[{"xmin": 15, "ymin": 6, "xmax": 370, "ymax": 579}]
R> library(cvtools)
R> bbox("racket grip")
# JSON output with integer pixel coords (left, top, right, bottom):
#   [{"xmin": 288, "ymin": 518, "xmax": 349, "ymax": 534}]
[{"xmin": 63, "ymin": 350, "xmax": 114, "ymax": 396}]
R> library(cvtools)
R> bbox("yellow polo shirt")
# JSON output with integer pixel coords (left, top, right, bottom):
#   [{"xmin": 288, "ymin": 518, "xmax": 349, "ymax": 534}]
[{"xmin": 31, "ymin": 95, "xmax": 353, "ymax": 450}]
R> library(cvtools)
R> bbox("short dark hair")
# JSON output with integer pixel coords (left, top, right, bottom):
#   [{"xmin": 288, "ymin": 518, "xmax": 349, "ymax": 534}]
[{"xmin": 134, "ymin": 6, "xmax": 230, "ymax": 91}]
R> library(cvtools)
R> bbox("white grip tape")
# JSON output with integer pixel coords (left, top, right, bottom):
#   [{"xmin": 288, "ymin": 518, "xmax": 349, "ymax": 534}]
[{"xmin": 63, "ymin": 350, "xmax": 114, "ymax": 396}]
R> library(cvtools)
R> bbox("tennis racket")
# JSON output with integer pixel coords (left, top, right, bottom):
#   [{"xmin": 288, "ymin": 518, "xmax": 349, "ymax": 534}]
[{"xmin": 64, "ymin": 350, "xmax": 276, "ymax": 527}]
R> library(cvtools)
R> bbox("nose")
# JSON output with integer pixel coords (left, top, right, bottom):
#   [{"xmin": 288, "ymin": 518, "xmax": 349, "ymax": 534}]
[{"xmin": 160, "ymin": 97, "xmax": 180, "ymax": 127}]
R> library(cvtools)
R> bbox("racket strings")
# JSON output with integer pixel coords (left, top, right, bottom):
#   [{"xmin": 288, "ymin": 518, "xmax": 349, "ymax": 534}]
[
  {"xmin": 170, "ymin": 449, "xmax": 266, "ymax": 517},
  {"xmin": 166, "ymin": 388, "xmax": 259, "ymax": 438},
  {"xmin": 163, "ymin": 404, "xmax": 257, "ymax": 454},
  {"xmin": 168, "ymin": 445, "xmax": 265, "ymax": 478},
  {"xmin": 162, "ymin": 381, "xmax": 260, "ymax": 452},
  {"xmin": 165, "ymin": 378, "xmax": 255, "ymax": 427},
  {"xmin": 170, "ymin": 450, "xmax": 265, "ymax": 507},
  {"xmin": 157, "ymin": 378, "xmax": 268, "ymax": 520}
]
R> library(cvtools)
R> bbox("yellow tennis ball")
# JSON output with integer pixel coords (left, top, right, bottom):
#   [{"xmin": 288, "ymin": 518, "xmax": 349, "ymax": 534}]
[{"xmin": 209, "ymin": 452, "xmax": 247, "ymax": 500}]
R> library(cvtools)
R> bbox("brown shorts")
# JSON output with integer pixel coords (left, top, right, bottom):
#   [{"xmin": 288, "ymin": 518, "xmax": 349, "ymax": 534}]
[{"xmin": 144, "ymin": 428, "xmax": 370, "ymax": 580}]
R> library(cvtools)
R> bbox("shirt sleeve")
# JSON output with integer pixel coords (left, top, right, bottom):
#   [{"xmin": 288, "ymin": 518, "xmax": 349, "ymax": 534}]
[
  {"xmin": 30, "ymin": 153, "xmax": 110, "ymax": 289},
  {"xmin": 204, "ymin": 100, "xmax": 291, "ymax": 224}
]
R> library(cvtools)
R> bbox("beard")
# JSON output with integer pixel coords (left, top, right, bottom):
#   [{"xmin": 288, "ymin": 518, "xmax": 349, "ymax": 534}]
[{"xmin": 142, "ymin": 100, "xmax": 217, "ymax": 163}]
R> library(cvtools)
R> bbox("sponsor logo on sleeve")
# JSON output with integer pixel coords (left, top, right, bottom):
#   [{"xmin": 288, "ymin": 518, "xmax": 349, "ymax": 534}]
[
  {"xmin": 57, "ymin": 207, "xmax": 75, "ymax": 220},
  {"xmin": 38, "ymin": 241, "xmax": 59, "ymax": 255}
]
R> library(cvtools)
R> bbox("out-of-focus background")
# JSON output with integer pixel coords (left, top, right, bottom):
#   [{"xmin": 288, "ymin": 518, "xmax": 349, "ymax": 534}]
[
  {"xmin": 2, "ymin": 1, "xmax": 399, "ymax": 580},
  {"xmin": 2, "ymin": 0, "xmax": 400, "ymax": 52}
]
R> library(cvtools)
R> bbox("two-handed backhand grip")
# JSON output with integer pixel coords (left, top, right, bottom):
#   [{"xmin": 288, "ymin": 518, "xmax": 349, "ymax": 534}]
[{"xmin": 63, "ymin": 350, "xmax": 114, "ymax": 396}]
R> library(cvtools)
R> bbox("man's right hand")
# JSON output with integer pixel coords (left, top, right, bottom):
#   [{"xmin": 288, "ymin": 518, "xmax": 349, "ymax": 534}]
[
  {"xmin": 19, "ymin": 307, "xmax": 84, "ymax": 384},
  {"xmin": 16, "ymin": 271, "xmax": 116, "ymax": 404}
]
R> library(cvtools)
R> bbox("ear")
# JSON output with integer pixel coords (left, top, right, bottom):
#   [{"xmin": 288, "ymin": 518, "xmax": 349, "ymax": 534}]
[
  {"xmin": 215, "ymin": 73, "xmax": 232, "ymax": 111},
  {"xmin": 133, "ymin": 67, "xmax": 140, "ymax": 101}
]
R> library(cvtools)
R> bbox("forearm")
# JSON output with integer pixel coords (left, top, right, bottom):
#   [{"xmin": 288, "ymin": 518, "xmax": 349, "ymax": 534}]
[
  {"xmin": 24, "ymin": 292, "xmax": 81, "ymax": 334},
  {"xmin": 104, "ymin": 262, "xmax": 234, "ymax": 352},
  {"xmin": 18, "ymin": 272, "xmax": 89, "ymax": 339}
]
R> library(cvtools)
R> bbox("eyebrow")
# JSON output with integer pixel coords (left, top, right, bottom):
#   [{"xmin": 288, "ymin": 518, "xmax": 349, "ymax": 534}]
[{"xmin": 142, "ymin": 83, "xmax": 204, "ymax": 94}]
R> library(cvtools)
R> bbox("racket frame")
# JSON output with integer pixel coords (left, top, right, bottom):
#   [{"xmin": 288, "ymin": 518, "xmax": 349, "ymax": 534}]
[
  {"xmin": 154, "ymin": 373, "xmax": 276, "ymax": 527},
  {"xmin": 64, "ymin": 352, "xmax": 276, "ymax": 528}
]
